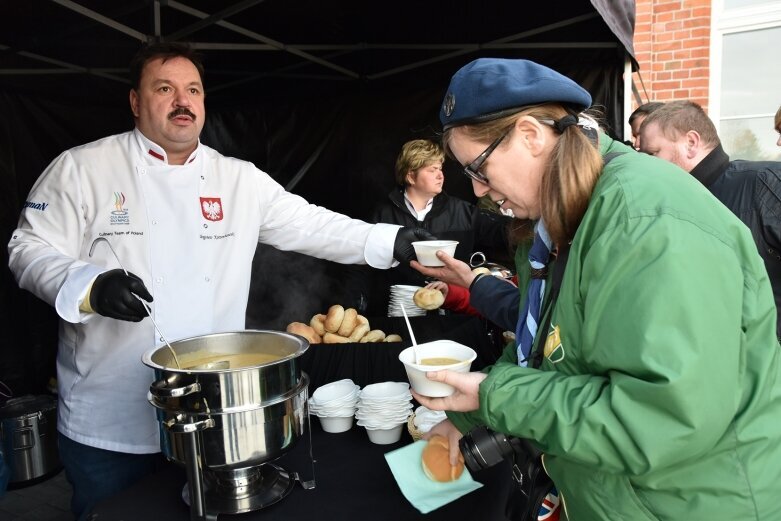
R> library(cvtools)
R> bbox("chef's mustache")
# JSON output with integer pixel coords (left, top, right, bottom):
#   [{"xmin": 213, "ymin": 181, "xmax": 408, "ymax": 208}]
[{"xmin": 168, "ymin": 108, "xmax": 196, "ymax": 121}]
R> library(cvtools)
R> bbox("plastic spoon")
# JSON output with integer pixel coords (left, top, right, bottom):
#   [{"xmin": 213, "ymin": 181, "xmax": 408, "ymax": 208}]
[{"xmin": 399, "ymin": 304, "xmax": 422, "ymax": 364}]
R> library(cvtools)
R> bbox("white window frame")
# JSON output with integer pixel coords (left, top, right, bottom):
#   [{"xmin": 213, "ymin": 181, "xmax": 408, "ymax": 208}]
[{"xmin": 709, "ymin": 1, "xmax": 781, "ymax": 132}]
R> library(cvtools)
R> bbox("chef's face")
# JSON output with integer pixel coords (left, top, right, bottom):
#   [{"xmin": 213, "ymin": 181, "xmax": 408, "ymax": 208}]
[
  {"xmin": 407, "ymin": 162, "xmax": 444, "ymax": 198},
  {"xmin": 129, "ymin": 56, "xmax": 205, "ymax": 163},
  {"xmin": 447, "ymin": 119, "xmax": 549, "ymax": 220}
]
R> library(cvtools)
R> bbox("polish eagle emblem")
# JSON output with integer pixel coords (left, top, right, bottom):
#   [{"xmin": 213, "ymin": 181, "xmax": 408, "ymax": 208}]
[{"xmin": 200, "ymin": 197, "xmax": 223, "ymax": 221}]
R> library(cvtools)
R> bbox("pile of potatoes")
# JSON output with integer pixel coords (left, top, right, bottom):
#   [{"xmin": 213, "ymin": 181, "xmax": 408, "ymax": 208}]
[{"xmin": 286, "ymin": 304, "xmax": 402, "ymax": 344}]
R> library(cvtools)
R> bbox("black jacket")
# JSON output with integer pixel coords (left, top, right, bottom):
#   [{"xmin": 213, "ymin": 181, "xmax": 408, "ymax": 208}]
[
  {"xmin": 350, "ymin": 188, "xmax": 512, "ymax": 316},
  {"xmin": 691, "ymin": 145, "xmax": 781, "ymax": 338}
]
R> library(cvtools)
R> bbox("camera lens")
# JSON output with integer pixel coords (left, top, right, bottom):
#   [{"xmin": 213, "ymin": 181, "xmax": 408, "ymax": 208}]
[{"xmin": 459, "ymin": 426, "xmax": 516, "ymax": 472}]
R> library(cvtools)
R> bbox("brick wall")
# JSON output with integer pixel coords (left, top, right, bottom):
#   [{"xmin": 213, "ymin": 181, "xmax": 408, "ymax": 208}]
[{"xmin": 633, "ymin": 0, "xmax": 712, "ymax": 110}]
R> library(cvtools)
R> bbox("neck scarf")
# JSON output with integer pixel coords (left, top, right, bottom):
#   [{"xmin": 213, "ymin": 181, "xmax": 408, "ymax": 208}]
[{"xmin": 516, "ymin": 221, "xmax": 552, "ymax": 366}]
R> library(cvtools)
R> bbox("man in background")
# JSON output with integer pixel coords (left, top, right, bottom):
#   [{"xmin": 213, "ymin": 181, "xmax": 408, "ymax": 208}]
[
  {"xmin": 639, "ymin": 100, "xmax": 781, "ymax": 339},
  {"xmin": 628, "ymin": 101, "xmax": 664, "ymax": 150}
]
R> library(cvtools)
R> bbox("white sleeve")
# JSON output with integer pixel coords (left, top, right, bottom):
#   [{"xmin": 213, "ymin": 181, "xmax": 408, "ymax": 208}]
[{"xmin": 7, "ymin": 151, "xmax": 103, "ymax": 323}]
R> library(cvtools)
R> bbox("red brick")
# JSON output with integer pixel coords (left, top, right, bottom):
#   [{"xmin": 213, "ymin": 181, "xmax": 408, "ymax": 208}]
[{"xmin": 672, "ymin": 69, "xmax": 690, "ymax": 79}]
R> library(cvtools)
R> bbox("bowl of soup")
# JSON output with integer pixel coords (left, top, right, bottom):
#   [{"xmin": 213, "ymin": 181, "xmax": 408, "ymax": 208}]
[
  {"xmin": 411, "ymin": 240, "xmax": 459, "ymax": 267},
  {"xmin": 398, "ymin": 340, "xmax": 477, "ymax": 397}
]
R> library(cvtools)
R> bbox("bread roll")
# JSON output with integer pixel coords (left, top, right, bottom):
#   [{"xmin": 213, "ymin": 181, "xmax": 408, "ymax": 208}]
[
  {"xmin": 310, "ymin": 314, "xmax": 327, "ymax": 336},
  {"xmin": 348, "ymin": 323, "xmax": 370, "ymax": 343},
  {"xmin": 359, "ymin": 329, "xmax": 386, "ymax": 343},
  {"xmin": 337, "ymin": 307, "xmax": 359, "ymax": 337},
  {"xmin": 413, "ymin": 288, "xmax": 445, "ymax": 310},
  {"xmin": 421, "ymin": 435, "xmax": 465, "ymax": 482},
  {"xmin": 383, "ymin": 334, "xmax": 402, "ymax": 343},
  {"xmin": 471, "ymin": 266, "xmax": 491, "ymax": 276},
  {"xmin": 356, "ymin": 314, "xmax": 369, "ymax": 326},
  {"xmin": 286, "ymin": 322, "xmax": 321, "ymax": 344},
  {"xmin": 323, "ymin": 332, "xmax": 351, "ymax": 344},
  {"xmin": 324, "ymin": 304, "xmax": 345, "ymax": 333}
]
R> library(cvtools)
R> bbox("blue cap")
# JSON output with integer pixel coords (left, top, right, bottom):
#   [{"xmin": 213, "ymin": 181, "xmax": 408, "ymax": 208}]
[{"xmin": 439, "ymin": 58, "xmax": 592, "ymax": 130}]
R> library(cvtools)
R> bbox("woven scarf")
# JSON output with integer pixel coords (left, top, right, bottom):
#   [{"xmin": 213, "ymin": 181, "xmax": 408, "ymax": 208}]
[{"xmin": 516, "ymin": 221, "xmax": 552, "ymax": 367}]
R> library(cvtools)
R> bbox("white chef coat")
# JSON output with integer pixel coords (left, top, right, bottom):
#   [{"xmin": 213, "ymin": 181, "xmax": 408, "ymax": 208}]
[{"xmin": 7, "ymin": 129, "xmax": 400, "ymax": 453}]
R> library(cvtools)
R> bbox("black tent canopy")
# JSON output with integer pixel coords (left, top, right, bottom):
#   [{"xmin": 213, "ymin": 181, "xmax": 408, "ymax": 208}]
[{"xmin": 0, "ymin": 0, "xmax": 635, "ymax": 395}]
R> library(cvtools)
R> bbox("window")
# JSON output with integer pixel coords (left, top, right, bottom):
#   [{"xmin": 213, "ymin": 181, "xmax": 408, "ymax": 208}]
[{"xmin": 711, "ymin": 1, "xmax": 781, "ymax": 160}]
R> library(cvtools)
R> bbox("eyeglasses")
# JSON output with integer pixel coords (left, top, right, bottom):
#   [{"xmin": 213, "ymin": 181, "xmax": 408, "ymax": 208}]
[{"xmin": 462, "ymin": 132, "xmax": 508, "ymax": 185}]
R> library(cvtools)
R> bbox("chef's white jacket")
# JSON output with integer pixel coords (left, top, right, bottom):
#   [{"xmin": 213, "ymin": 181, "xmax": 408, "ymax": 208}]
[{"xmin": 7, "ymin": 129, "xmax": 400, "ymax": 453}]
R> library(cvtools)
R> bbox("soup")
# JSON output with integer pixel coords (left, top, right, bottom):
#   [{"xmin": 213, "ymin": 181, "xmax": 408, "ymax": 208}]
[
  {"xmin": 177, "ymin": 351, "xmax": 282, "ymax": 370},
  {"xmin": 419, "ymin": 357, "xmax": 461, "ymax": 366}
]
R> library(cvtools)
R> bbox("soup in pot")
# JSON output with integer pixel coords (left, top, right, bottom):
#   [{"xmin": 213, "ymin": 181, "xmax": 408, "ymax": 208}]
[{"xmin": 177, "ymin": 350, "xmax": 283, "ymax": 370}]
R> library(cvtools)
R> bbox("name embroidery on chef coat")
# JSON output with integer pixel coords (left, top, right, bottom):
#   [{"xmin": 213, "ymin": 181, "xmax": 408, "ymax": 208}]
[{"xmin": 200, "ymin": 197, "xmax": 223, "ymax": 221}]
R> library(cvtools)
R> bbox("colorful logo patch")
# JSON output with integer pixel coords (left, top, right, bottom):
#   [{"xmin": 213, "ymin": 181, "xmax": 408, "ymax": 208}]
[
  {"xmin": 110, "ymin": 192, "xmax": 129, "ymax": 225},
  {"xmin": 543, "ymin": 325, "xmax": 565, "ymax": 363},
  {"xmin": 200, "ymin": 197, "xmax": 223, "ymax": 221}
]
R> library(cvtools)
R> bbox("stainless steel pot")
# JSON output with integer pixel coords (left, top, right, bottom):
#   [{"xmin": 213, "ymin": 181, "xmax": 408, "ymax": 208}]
[
  {"xmin": 0, "ymin": 395, "xmax": 61, "ymax": 486},
  {"xmin": 142, "ymin": 330, "xmax": 310, "ymax": 471}
]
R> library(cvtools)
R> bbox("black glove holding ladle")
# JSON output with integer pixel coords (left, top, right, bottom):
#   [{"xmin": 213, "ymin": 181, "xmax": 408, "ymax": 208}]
[{"xmin": 88, "ymin": 237, "xmax": 181, "ymax": 369}]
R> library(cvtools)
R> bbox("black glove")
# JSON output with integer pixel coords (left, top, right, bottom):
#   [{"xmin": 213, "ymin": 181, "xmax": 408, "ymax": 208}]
[
  {"xmin": 89, "ymin": 269, "xmax": 153, "ymax": 322},
  {"xmin": 393, "ymin": 226, "xmax": 437, "ymax": 264}
]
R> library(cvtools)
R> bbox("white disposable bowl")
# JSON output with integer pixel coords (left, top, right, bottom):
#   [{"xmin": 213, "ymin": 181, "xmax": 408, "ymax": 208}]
[
  {"xmin": 319, "ymin": 415, "xmax": 354, "ymax": 433},
  {"xmin": 365, "ymin": 424, "xmax": 404, "ymax": 445},
  {"xmin": 311, "ymin": 380, "xmax": 359, "ymax": 405},
  {"xmin": 411, "ymin": 240, "xmax": 459, "ymax": 267},
  {"xmin": 399, "ymin": 340, "xmax": 477, "ymax": 397}
]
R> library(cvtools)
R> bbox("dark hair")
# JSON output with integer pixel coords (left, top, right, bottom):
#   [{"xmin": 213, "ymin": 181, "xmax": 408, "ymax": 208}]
[
  {"xmin": 128, "ymin": 42, "xmax": 205, "ymax": 90},
  {"xmin": 628, "ymin": 102, "xmax": 664, "ymax": 125},
  {"xmin": 641, "ymin": 100, "xmax": 720, "ymax": 149}
]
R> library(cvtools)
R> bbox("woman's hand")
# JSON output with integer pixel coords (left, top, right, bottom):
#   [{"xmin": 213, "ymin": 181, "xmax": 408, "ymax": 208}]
[
  {"xmin": 422, "ymin": 419, "xmax": 464, "ymax": 467},
  {"xmin": 411, "ymin": 370, "xmax": 487, "ymax": 413},
  {"xmin": 425, "ymin": 280, "xmax": 449, "ymax": 299},
  {"xmin": 411, "ymin": 251, "xmax": 476, "ymax": 289}
]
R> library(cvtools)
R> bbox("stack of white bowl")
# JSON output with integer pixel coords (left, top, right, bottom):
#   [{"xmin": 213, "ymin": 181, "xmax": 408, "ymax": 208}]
[
  {"xmin": 308, "ymin": 379, "xmax": 361, "ymax": 433},
  {"xmin": 387, "ymin": 285, "xmax": 426, "ymax": 317},
  {"xmin": 355, "ymin": 381, "xmax": 414, "ymax": 444}
]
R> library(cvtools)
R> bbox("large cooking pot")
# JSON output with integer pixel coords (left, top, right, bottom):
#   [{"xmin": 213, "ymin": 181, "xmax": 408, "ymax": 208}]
[
  {"xmin": 142, "ymin": 330, "xmax": 310, "ymax": 471},
  {"xmin": 0, "ymin": 395, "xmax": 61, "ymax": 486}
]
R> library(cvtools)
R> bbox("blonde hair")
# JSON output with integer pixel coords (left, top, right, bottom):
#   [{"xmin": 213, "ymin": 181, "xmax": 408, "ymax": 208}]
[
  {"xmin": 443, "ymin": 104, "xmax": 603, "ymax": 246},
  {"xmin": 394, "ymin": 139, "xmax": 445, "ymax": 187}
]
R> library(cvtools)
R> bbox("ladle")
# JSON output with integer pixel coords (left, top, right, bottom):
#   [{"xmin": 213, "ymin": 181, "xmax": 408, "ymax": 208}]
[
  {"xmin": 89, "ymin": 237, "xmax": 181, "ymax": 369},
  {"xmin": 399, "ymin": 304, "xmax": 421, "ymax": 364}
]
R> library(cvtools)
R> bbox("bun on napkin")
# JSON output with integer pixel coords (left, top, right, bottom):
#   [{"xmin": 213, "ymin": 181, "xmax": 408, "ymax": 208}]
[
  {"xmin": 421, "ymin": 435, "xmax": 465, "ymax": 482},
  {"xmin": 413, "ymin": 288, "xmax": 445, "ymax": 310}
]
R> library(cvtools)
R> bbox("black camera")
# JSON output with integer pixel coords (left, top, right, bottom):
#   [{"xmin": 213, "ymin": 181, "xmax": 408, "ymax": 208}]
[
  {"xmin": 459, "ymin": 426, "xmax": 553, "ymax": 521},
  {"xmin": 459, "ymin": 425, "xmax": 525, "ymax": 472}
]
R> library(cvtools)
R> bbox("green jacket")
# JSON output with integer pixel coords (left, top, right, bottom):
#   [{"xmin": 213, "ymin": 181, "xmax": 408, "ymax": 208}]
[{"xmin": 449, "ymin": 136, "xmax": 781, "ymax": 520}]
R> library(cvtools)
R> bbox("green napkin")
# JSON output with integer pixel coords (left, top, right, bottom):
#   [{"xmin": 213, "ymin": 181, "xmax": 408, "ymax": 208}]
[{"xmin": 384, "ymin": 440, "xmax": 483, "ymax": 514}]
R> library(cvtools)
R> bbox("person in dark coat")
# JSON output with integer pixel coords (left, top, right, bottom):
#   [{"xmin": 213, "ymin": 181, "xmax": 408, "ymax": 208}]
[
  {"xmin": 351, "ymin": 139, "xmax": 513, "ymax": 316},
  {"xmin": 639, "ymin": 99, "xmax": 781, "ymax": 339}
]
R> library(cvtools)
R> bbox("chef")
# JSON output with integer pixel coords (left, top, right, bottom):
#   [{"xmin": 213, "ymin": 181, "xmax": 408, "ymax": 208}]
[{"xmin": 7, "ymin": 41, "xmax": 431, "ymax": 520}]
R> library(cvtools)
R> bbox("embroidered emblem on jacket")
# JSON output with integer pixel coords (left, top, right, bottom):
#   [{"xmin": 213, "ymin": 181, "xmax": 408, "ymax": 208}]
[
  {"xmin": 23, "ymin": 201, "xmax": 49, "ymax": 211},
  {"xmin": 544, "ymin": 325, "xmax": 565, "ymax": 363},
  {"xmin": 110, "ymin": 192, "xmax": 130, "ymax": 225},
  {"xmin": 200, "ymin": 197, "xmax": 223, "ymax": 221}
]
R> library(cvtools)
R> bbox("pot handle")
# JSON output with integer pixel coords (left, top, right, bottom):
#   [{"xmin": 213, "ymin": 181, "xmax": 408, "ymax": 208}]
[
  {"xmin": 469, "ymin": 251, "xmax": 486, "ymax": 268},
  {"xmin": 163, "ymin": 415, "xmax": 214, "ymax": 434},
  {"xmin": 149, "ymin": 380, "xmax": 201, "ymax": 398}
]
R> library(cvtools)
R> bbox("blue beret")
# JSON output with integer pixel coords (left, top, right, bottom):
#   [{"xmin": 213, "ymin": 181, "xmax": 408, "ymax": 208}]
[{"xmin": 440, "ymin": 58, "xmax": 592, "ymax": 130}]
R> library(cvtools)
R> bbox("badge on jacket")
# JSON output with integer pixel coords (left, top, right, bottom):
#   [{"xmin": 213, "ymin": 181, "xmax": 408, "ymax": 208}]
[
  {"xmin": 543, "ymin": 324, "xmax": 565, "ymax": 364},
  {"xmin": 200, "ymin": 197, "xmax": 223, "ymax": 221}
]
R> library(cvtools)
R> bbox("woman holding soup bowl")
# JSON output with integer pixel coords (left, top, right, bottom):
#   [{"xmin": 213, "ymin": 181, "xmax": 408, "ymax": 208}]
[{"xmin": 410, "ymin": 58, "xmax": 781, "ymax": 520}]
